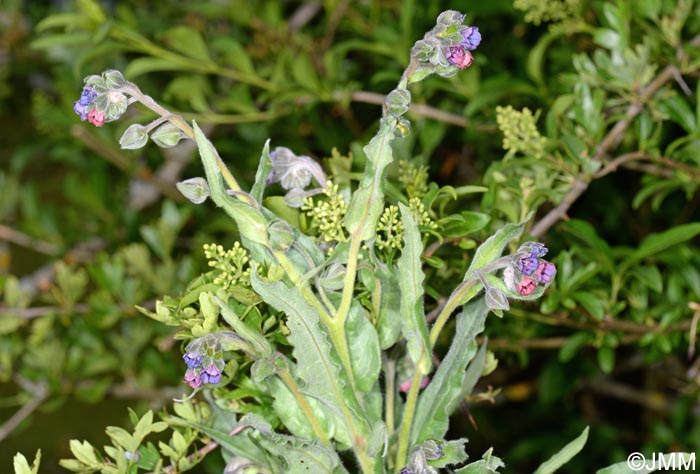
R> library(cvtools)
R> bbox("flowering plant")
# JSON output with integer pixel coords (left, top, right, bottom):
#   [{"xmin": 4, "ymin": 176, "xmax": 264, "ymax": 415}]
[{"xmin": 15, "ymin": 10, "xmax": 602, "ymax": 474}]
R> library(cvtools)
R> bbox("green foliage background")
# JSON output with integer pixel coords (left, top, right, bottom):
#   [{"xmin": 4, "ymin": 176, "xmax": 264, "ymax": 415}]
[{"xmin": 1, "ymin": 0, "xmax": 699, "ymax": 472}]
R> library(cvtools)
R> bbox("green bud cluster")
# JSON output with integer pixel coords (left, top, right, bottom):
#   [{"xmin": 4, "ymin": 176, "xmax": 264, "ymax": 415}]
[
  {"xmin": 496, "ymin": 105, "xmax": 548, "ymax": 159},
  {"xmin": 203, "ymin": 242, "xmax": 251, "ymax": 290},
  {"xmin": 408, "ymin": 197, "xmax": 438, "ymax": 231},
  {"xmin": 513, "ymin": 0, "xmax": 579, "ymax": 27},
  {"xmin": 376, "ymin": 205, "xmax": 404, "ymax": 250},
  {"xmin": 398, "ymin": 160, "xmax": 430, "ymax": 198},
  {"xmin": 301, "ymin": 182, "xmax": 348, "ymax": 243}
]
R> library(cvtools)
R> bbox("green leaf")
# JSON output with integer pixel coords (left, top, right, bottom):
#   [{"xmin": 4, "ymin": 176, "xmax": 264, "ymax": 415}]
[
  {"xmin": 13, "ymin": 450, "xmax": 41, "ymax": 474},
  {"xmin": 439, "ymin": 211, "xmax": 491, "ymax": 238},
  {"xmin": 598, "ymin": 347, "xmax": 615, "ymax": 374},
  {"xmin": 571, "ymin": 291, "xmax": 606, "ymax": 320},
  {"xmin": 215, "ymin": 296, "xmax": 272, "ymax": 357},
  {"xmin": 397, "ymin": 203, "xmax": 431, "ymax": 374},
  {"xmin": 346, "ymin": 303, "xmax": 381, "ymax": 392},
  {"xmin": 534, "ymin": 426, "xmax": 589, "ymax": 474},
  {"xmin": 250, "ymin": 269, "xmax": 358, "ymax": 444},
  {"xmin": 527, "ymin": 30, "xmax": 565, "ymax": 85},
  {"xmin": 251, "ymin": 139, "xmax": 272, "ymax": 203},
  {"xmin": 374, "ymin": 261, "xmax": 403, "ymax": 349},
  {"xmin": 629, "ymin": 266, "xmax": 663, "ymax": 293},
  {"xmin": 124, "ymin": 57, "xmax": 191, "ymax": 78},
  {"xmin": 658, "ymin": 94, "xmax": 697, "ymax": 133},
  {"xmin": 240, "ymin": 414, "xmax": 349, "ymax": 474},
  {"xmin": 455, "ymin": 448, "xmax": 505, "ymax": 474},
  {"xmin": 559, "ymin": 332, "xmax": 591, "ymax": 362},
  {"xmin": 76, "ymin": 0, "xmax": 106, "ymax": 23},
  {"xmin": 345, "ymin": 120, "xmax": 395, "ymax": 240},
  {"xmin": 621, "ymin": 223, "xmax": 700, "ymax": 273},
  {"xmin": 266, "ymin": 375, "xmax": 335, "ymax": 443},
  {"xmin": 162, "ymin": 25, "xmax": 211, "ymax": 62},
  {"xmin": 464, "ymin": 217, "xmax": 527, "ymax": 282},
  {"xmin": 411, "ymin": 298, "xmax": 489, "ymax": 445},
  {"xmin": 194, "ymin": 122, "xmax": 270, "ymax": 249}
]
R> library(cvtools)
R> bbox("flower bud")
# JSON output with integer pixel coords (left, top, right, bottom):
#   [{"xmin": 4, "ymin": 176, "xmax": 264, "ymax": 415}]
[
  {"xmin": 103, "ymin": 69, "xmax": 127, "ymax": 89},
  {"xmin": 151, "ymin": 122, "xmax": 184, "ymax": 148},
  {"xmin": 176, "ymin": 177, "xmax": 210, "ymax": 204},
  {"xmin": 485, "ymin": 286, "xmax": 510, "ymax": 310},
  {"xmin": 119, "ymin": 123, "xmax": 149, "ymax": 150}
]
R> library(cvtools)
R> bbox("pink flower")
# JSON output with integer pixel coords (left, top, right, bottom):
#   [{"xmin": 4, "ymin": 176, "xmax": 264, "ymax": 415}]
[
  {"xmin": 445, "ymin": 45, "xmax": 474, "ymax": 69},
  {"xmin": 87, "ymin": 108, "xmax": 105, "ymax": 127},
  {"xmin": 515, "ymin": 276, "xmax": 537, "ymax": 296},
  {"xmin": 184, "ymin": 368, "xmax": 202, "ymax": 389},
  {"xmin": 399, "ymin": 375, "xmax": 430, "ymax": 393}
]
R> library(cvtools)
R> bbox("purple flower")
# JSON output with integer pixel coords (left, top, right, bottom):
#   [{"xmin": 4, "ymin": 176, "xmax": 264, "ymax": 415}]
[
  {"xmin": 73, "ymin": 87, "xmax": 98, "ymax": 121},
  {"xmin": 460, "ymin": 26, "xmax": 481, "ymax": 50},
  {"xmin": 183, "ymin": 351, "xmax": 203, "ymax": 368},
  {"xmin": 445, "ymin": 45, "xmax": 474, "ymax": 69},
  {"xmin": 517, "ymin": 255, "xmax": 540, "ymax": 275},
  {"xmin": 533, "ymin": 261, "xmax": 556, "ymax": 284}
]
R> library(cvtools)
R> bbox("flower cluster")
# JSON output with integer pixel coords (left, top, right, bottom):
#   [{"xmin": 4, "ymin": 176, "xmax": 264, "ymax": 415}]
[
  {"xmin": 409, "ymin": 11, "xmax": 482, "ymax": 81},
  {"xmin": 506, "ymin": 242, "xmax": 556, "ymax": 296},
  {"xmin": 496, "ymin": 105, "xmax": 548, "ymax": 159},
  {"xmin": 203, "ymin": 242, "xmax": 251, "ymax": 290},
  {"xmin": 445, "ymin": 25, "xmax": 481, "ymax": 69},
  {"xmin": 301, "ymin": 182, "xmax": 348, "ymax": 243},
  {"xmin": 73, "ymin": 86, "xmax": 105, "ymax": 127},
  {"xmin": 72, "ymin": 71, "xmax": 129, "ymax": 127},
  {"xmin": 182, "ymin": 335, "xmax": 225, "ymax": 389}
]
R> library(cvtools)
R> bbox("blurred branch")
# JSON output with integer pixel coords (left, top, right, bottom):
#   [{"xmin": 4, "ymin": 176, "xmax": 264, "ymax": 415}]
[
  {"xmin": 0, "ymin": 378, "xmax": 48, "ymax": 443},
  {"xmin": 531, "ymin": 34, "xmax": 700, "ymax": 238},
  {"xmin": 0, "ymin": 224, "xmax": 61, "ymax": 255},
  {"xmin": 483, "ymin": 314, "xmax": 693, "ymax": 351},
  {"xmin": 71, "ymin": 125, "xmax": 183, "ymax": 205},
  {"xmin": 18, "ymin": 237, "xmax": 105, "ymax": 298},
  {"xmin": 163, "ymin": 425, "xmax": 251, "ymax": 474},
  {"xmin": 583, "ymin": 377, "xmax": 671, "ymax": 413}
]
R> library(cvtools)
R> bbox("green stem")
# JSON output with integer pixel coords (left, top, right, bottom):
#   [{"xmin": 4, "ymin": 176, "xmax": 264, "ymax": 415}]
[
  {"xmin": 429, "ymin": 279, "xmax": 478, "ymax": 347},
  {"xmin": 384, "ymin": 357, "xmax": 396, "ymax": 472},
  {"xmin": 394, "ymin": 365, "xmax": 425, "ymax": 469},
  {"xmin": 273, "ymin": 249, "xmax": 356, "ymax": 388},
  {"xmin": 276, "ymin": 367, "xmax": 331, "ymax": 446},
  {"xmin": 122, "ymin": 83, "xmax": 241, "ymax": 193}
]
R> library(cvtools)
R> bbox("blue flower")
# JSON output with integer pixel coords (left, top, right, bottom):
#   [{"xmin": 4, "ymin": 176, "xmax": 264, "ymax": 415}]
[
  {"xmin": 183, "ymin": 351, "xmax": 203, "ymax": 368},
  {"xmin": 460, "ymin": 26, "xmax": 481, "ymax": 50}
]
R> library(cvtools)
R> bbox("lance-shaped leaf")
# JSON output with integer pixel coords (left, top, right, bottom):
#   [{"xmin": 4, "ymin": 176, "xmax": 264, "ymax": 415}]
[
  {"xmin": 240, "ymin": 414, "xmax": 349, "ymax": 474},
  {"xmin": 214, "ymin": 295, "xmax": 272, "ymax": 358},
  {"xmin": 193, "ymin": 122, "xmax": 269, "ymax": 248},
  {"xmin": 251, "ymin": 139, "xmax": 272, "ymax": 204},
  {"xmin": 398, "ymin": 203, "xmax": 431, "ymax": 374},
  {"xmin": 463, "ymin": 217, "xmax": 528, "ymax": 281},
  {"xmin": 250, "ymin": 268, "xmax": 360, "ymax": 444},
  {"xmin": 410, "ymin": 297, "xmax": 488, "ymax": 446},
  {"xmin": 374, "ymin": 260, "xmax": 403, "ymax": 349},
  {"xmin": 345, "ymin": 118, "xmax": 396, "ymax": 240},
  {"xmin": 347, "ymin": 302, "xmax": 381, "ymax": 392},
  {"xmin": 534, "ymin": 426, "xmax": 589, "ymax": 474}
]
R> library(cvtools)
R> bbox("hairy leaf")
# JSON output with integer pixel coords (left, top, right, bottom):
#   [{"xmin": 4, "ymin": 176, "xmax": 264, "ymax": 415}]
[
  {"xmin": 398, "ymin": 203, "xmax": 431, "ymax": 374},
  {"xmin": 534, "ymin": 426, "xmax": 589, "ymax": 474},
  {"xmin": 410, "ymin": 297, "xmax": 488, "ymax": 445}
]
